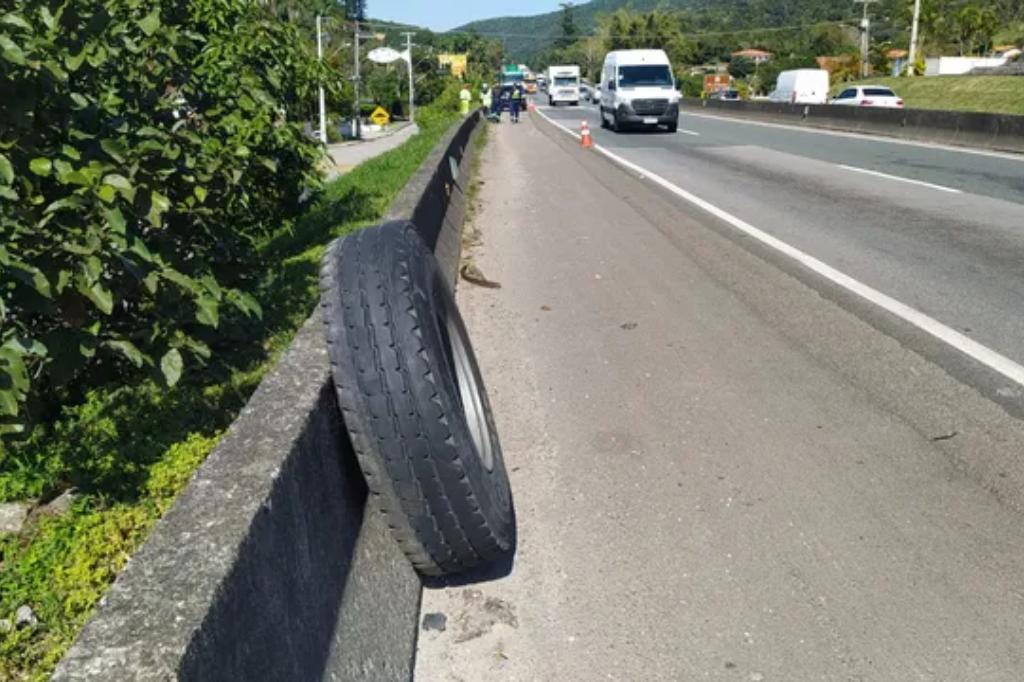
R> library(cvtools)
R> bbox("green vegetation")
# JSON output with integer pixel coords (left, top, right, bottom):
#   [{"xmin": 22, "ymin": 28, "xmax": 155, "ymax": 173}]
[
  {"xmin": 0, "ymin": 0, "xmax": 339, "ymax": 435},
  {"xmin": 833, "ymin": 75, "xmax": 1024, "ymax": 114},
  {"xmin": 461, "ymin": 0, "xmax": 1022, "ymax": 79},
  {"xmin": 0, "ymin": 89, "xmax": 462, "ymax": 680}
]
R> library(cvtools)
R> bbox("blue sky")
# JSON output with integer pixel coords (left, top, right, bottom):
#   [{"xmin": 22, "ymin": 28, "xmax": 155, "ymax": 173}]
[{"xmin": 370, "ymin": 0, "xmax": 563, "ymax": 32}]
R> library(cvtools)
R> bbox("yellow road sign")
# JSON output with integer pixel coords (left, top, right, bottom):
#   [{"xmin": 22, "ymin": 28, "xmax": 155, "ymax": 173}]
[{"xmin": 370, "ymin": 106, "xmax": 390, "ymax": 126}]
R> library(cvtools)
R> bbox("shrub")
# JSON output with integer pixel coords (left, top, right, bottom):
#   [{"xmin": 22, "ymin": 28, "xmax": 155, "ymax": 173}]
[{"xmin": 0, "ymin": 0, "xmax": 338, "ymax": 434}]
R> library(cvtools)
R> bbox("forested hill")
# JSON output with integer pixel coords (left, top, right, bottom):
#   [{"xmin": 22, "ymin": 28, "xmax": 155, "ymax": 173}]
[{"xmin": 455, "ymin": 0, "xmax": 1022, "ymax": 64}]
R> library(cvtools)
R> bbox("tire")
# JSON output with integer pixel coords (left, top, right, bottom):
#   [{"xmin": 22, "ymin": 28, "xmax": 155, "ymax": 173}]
[
  {"xmin": 320, "ymin": 222, "xmax": 515, "ymax": 577},
  {"xmin": 549, "ymin": 98, "xmax": 555, "ymax": 107},
  {"xmin": 612, "ymin": 110, "xmax": 622, "ymax": 133},
  {"xmin": 600, "ymin": 108, "xmax": 610, "ymax": 129},
  {"xmin": 666, "ymin": 121, "xmax": 678, "ymax": 133}
]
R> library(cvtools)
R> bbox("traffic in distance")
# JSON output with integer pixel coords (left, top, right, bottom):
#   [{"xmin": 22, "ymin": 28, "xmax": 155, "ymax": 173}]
[{"xmin": 511, "ymin": 50, "xmax": 907, "ymax": 131}]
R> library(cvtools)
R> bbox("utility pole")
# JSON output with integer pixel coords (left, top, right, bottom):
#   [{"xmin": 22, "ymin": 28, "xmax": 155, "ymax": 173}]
[
  {"xmin": 353, "ymin": 19, "xmax": 361, "ymax": 139},
  {"xmin": 907, "ymin": 0, "xmax": 922, "ymax": 75},
  {"xmin": 854, "ymin": 0, "xmax": 879, "ymax": 79},
  {"xmin": 316, "ymin": 15, "xmax": 328, "ymax": 144},
  {"xmin": 402, "ymin": 32, "xmax": 416, "ymax": 124}
]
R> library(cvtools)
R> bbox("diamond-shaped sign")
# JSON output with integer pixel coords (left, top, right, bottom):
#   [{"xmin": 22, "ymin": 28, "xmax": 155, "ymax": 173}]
[{"xmin": 370, "ymin": 107, "xmax": 390, "ymax": 126}]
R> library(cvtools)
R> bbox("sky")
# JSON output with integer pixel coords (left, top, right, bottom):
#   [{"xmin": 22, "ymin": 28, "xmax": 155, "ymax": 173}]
[{"xmin": 369, "ymin": 0, "xmax": 563, "ymax": 32}]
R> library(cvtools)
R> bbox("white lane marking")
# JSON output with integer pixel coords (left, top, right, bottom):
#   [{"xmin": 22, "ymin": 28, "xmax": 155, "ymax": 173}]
[
  {"xmin": 677, "ymin": 129, "xmax": 701, "ymax": 137},
  {"xmin": 679, "ymin": 109, "xmax": 1024, "ymax": 163},
  {"xmin": 838, "ymin": 164, "xmax": 962, "ymax": 194},
  {"xmin": 534, "ymin": 108, "xmax": 1024, "ymax": 388}
]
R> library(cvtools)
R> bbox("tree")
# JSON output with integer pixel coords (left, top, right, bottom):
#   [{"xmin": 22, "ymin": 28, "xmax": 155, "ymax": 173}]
[
  {"xmin": 557, "ymin": 3, "xmax": 579, "ymax": 50},
  {"xmin": 728, "ymin": 56, "xmax": 756, "ymax": 79},
  {"xmin": 345, "ymin": 0, "xmax": 366, "ymax": 21}
]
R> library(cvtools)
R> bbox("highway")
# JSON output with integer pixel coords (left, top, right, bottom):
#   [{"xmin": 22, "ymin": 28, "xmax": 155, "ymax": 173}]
[{"xmin": 414, "ymin": 105, "xmax": 1024, "ymax": 680}]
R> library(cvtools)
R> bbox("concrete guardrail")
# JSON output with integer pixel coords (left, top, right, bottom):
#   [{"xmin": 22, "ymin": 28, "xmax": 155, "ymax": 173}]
[
  {"xmin": 52, "ymin": 109, "xmax": 487, "ymax": 682},
  {"xmin": 681, "ymin": 98, "xmax": 1024, "ymax": 154}
]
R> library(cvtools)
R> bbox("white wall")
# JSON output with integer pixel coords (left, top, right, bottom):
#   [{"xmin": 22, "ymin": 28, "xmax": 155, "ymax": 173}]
[{"xmin": 926, "ymin": 56, "xmax": 1008, "ymax": 76}]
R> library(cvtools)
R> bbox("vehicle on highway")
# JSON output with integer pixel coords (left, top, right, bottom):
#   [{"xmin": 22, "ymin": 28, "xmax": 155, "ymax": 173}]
[
  {"xmin": 524, "ymin": 72, "xmax": 538, "ymax": 95},
  {"xmin": 708, "ymin": 88, "xmax": 740, "ymax": 101},
  {"xmin": 599, "ymin": 49, "xmax": 680, "ymax": 133},
  {"xmin": 769, "ymin": 69, "xmax": 830, "ymax": 105},
  {"xmin": 830, "ymin": 85, "xmax": 904, "ymax": 108},
  {"xmin": 548, "ymin": 65, "xmax": 581, "ymax": 106},
  {"xmin": 593, "ymin": 84, "xmax": 602, "ymax": 102},
  {"xmin": 580, "ymin": 83, "xmax": 591, "ymax": 101}
]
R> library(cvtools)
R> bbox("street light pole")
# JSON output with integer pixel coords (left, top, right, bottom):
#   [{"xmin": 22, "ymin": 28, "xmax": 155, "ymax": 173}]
[
  {"xmin": 353, "ymin": 19, "xmax": 362, "ymax": 140},
  {"xmin": 907, "ymin": 0, "xmax": 923, "ymax": 75},
  {"xmin": 854, "ymin": 0, "xmax": 878, "ymax": 79},
  {"xmin": 317, "ymin": 15, "xmax": 328, "ymax": 143},
  {"xmin": 402, "ymin": 32, "xmax": 415, "ymax": 124}
]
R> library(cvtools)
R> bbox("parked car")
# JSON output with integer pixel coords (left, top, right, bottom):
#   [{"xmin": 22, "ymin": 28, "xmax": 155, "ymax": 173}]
[
  {"xmin": 830, "ymin": 85, "xmax": 904, "ymax": 108},
  {"xmin": 580, "ymin": 84, "xmax": 591, "ymax": 101},
  {"xmin": 708, "ymin": 88, "xmax": 740, "ymax": 101}
]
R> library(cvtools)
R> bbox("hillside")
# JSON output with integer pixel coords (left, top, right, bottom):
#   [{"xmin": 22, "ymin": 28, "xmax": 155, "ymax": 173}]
[
  {"xmin": 455, "ymin": 0, "xmax": 693, "ymax": 63},
  {"xmin": 834, "ymin": 76, "xmax": 1024, "ymax": 115},
  {"xmin": 455, "ymin": 0, "xmax": 903, "ymax": 64}
]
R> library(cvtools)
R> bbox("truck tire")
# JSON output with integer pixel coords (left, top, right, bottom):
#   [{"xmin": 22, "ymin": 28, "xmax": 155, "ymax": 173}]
[{"xmin": 319, "ymin": 222, "xmax": 515, "ymax": 577}]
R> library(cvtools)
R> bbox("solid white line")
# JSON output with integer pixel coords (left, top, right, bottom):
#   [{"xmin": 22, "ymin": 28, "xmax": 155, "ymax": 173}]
[
  {"xmin": 679, "ymin": 109, "xmax": 1024, "ymax": 163},
  {"xmin": 677, "ymin": 129, "xmax": 701, "ymax": 137},
  {"xmin": 533, "ymin": 107, "xmax": 1024, "ymax": 388},
  {"xmin": 838, "ymin": 164, "xmax": 962, "ymax": 194}
]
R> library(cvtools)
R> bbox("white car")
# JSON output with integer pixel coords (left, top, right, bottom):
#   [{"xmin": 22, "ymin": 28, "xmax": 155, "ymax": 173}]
[
  {"xmin": 830, "ymin": 85, "xmax": 904, "ymax": 108},
  {"xmin": 593, "ymin": 84, "xmax": 602, "ymax": 103}
]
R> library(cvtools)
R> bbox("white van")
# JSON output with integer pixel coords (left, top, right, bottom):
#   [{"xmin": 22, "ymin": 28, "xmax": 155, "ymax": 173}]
[
  {"xmin": 599, "ymin": 50, "xmax": 680, "ymax": 133},
  {"xmin": 547, "ymin": 65, "xmax": 581, "ymax": 106},
  {"xmin": 769, "ymin": 69, "xmax": 830, "ymax": 105}
]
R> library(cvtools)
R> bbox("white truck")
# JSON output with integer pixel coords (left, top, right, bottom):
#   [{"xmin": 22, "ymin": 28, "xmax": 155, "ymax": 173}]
[
  {"xmin": 599, "ymin": 50, "xmax": 679, "ymax": 133},
  {"xmin": 547, "ymin": 65, "xmax": 581, "ymax": 106}
]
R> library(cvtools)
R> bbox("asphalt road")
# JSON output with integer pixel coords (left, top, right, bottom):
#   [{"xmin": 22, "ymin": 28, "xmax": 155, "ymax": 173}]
[{"xmin": 415, "ymin": 109, "xmax": 1024, "ymax": 681}]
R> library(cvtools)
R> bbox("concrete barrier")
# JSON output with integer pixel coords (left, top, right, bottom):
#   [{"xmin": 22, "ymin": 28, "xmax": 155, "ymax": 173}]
[
  {"xmin": 682, "ymin": 99, "xmax": 1024, "ymax": 154},
  {"xmin": 52, "ymin": 111, "xmax": 487, "ymax": 682}
]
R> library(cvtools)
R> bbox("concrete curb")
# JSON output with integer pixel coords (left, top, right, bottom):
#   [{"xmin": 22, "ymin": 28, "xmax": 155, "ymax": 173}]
[
  {"xmin": 53, "ymin": 111, "xmax": 486, "ymax": 681},
  {"xmin": 681, "ymin": 99, "xmax": 1024, "ymax": 154}
]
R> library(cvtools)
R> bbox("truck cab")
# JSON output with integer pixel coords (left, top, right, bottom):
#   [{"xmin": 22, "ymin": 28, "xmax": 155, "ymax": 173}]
[{"xmin": 547, "ymin": 65, "xmax": 581, "ymax": 107}]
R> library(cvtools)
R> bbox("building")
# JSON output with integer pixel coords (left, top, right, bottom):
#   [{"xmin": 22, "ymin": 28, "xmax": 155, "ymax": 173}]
[{"xmin": 731, "ymin": 49, "xmax": 773, "ymax": 64}]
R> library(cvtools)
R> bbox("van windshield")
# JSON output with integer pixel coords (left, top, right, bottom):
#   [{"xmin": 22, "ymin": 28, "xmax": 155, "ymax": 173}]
[
  {"xmin": 554, "ymin": 76, "xmax": 578, "ymax": 87},
  {"xmin": 618, "ymin": 65, "xmax": 673, "ymax": 88}
]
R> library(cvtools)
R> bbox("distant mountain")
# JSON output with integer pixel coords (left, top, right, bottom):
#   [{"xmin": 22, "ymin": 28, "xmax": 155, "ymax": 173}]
[
  {"xmin": 453, "ymin": 0, "xmax": 898, "ymax": 65},
  {"xmin": 454, "ymin": 0, "xmax": 694, "ymax": 63}
]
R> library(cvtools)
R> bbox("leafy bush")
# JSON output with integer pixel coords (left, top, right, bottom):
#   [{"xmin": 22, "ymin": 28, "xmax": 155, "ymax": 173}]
[
  {"xmin": 0, "ymin": 0, "xmax": 337, "ymax": 434},
  {"xmin": 0, "ymin": 93, "xmax": 463, "ymax": 682}
]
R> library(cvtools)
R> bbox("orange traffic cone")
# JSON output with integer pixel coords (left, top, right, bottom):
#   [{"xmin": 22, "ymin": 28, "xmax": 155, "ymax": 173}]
[{"xmin": 580, "ymin": 120, "xmax": 593, "ymax": 149}]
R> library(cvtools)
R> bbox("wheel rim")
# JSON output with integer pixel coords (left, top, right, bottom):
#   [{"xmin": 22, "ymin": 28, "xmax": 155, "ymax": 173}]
[{"xmin": 437, "ymin": 305, "xmax": 495, "ymax": 472}]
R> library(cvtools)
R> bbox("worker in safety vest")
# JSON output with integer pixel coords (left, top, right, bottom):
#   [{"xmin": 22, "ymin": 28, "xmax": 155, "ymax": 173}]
[
  {"xmin": 459, "ymin": 83, "xmax": 472, "ymax": 116},
  {"xmin": 510, "ymin": 83, "xmax": 523, "ymax": 123},
  {"xmin": 481, "ymin": 85, "xmax": 493, "ymax": 113}
]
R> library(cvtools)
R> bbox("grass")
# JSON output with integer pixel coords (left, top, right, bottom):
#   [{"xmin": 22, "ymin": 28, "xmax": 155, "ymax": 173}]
[
  {"xmin": 831, "ymin": 75, "xmax": 1024, "ymax": 115},
  {"xmin": 0, "ymin": 97, "xmax": 461, "ymax": 681}
]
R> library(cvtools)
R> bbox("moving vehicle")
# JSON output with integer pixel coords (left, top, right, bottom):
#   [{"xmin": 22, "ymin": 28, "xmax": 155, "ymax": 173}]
[
  {"xmin": 547, "ymin": 65, "xmax": 581, "ymax": 106},
  {"xmin": 501, "ymin": 64, "xmax": 525, "ymax": 88},
  {"xmin": 524, "ymin": 72, "xmax": 538, "ymax": 95},
  {"xmin": 593, "ymin": 84, "xmax": 602, "ymax": 102},
  {"xmin": 579, "ymin": 83, "xmax": 591, "ymax": 101},
  {"xmin": 830, "ymin": 85, "xmax": 904, "ymax": 108},
  {"xmin": 769, "ymin": 69, "xmax": 830, "ymax": 105},
  {"xmin": 599, "ymin": 49, "xmax": 680, "ymax": 133}
]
